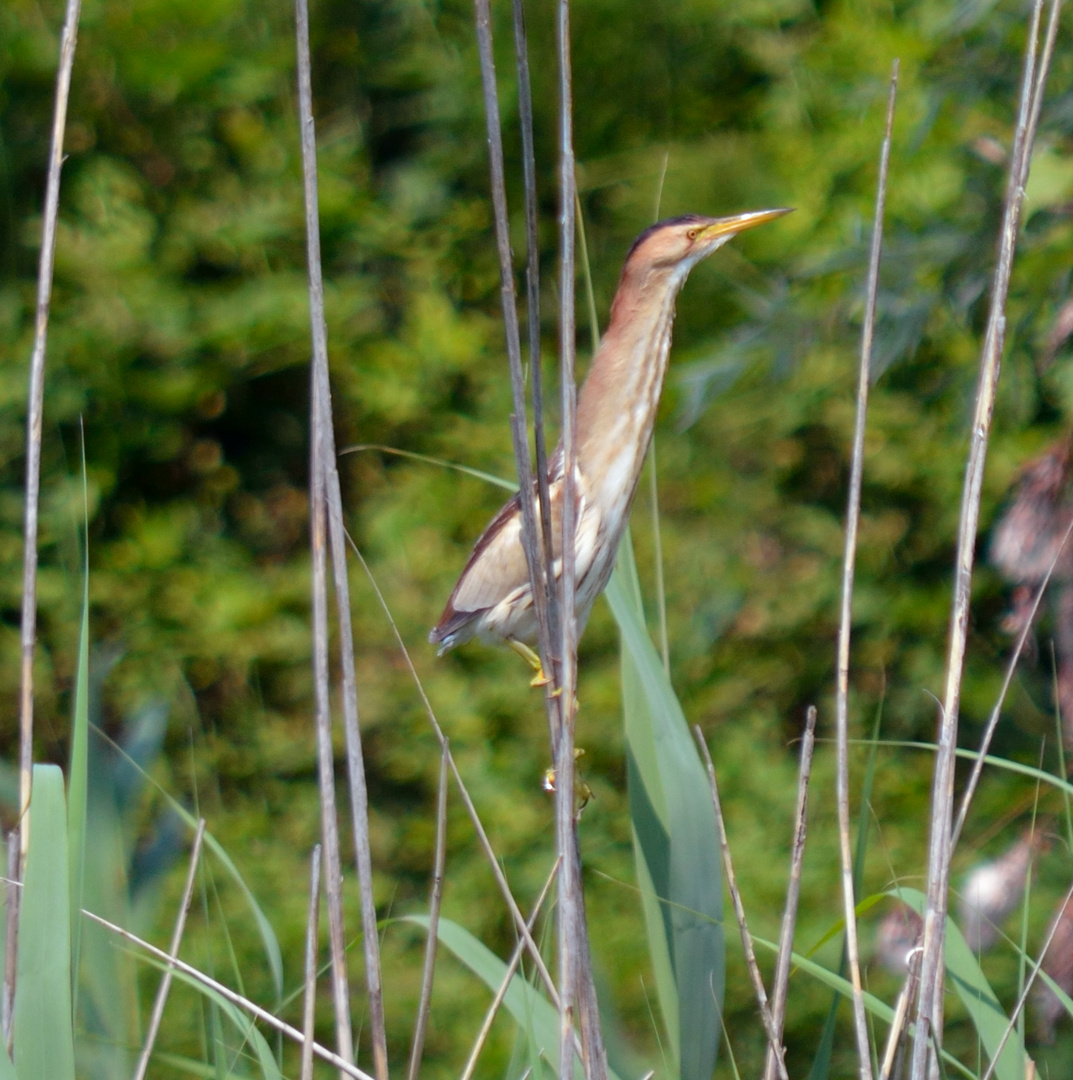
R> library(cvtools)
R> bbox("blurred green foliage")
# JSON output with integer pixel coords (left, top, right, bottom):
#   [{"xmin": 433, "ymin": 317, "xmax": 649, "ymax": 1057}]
[{"xmin": 5, "ymin": 0, "xmax": 1073, "ymax": 1074}]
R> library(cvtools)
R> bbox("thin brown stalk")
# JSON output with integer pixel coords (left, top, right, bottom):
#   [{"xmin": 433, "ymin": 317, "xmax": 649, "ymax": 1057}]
[
  {"xmin": 407, "ymin": 744, "xmax": 449, "ymax": 1080},
  {"xmin": 695, "ymin": 729, "xmax": 788, "ymax": 1080},
  {"xmin": 554, "ymin": 1, "xmax": 607, "ymax": 1075},
  {"xmin": 835, "ymin": 60, "xmax": 898, "ymax": 1080},
  {"xmin": 82, "ymin": 909, "xmax": 375, "ymax": 1080},
  {"xmin": 294, "ymin": 0, "xmax": 354, "ymax": 1066},
  {"xmin": 472, "ymin": 0, "xmax": 559, "ymax": 738},
  {"xmin": 296, "ymin": 0, "xmax": 387, "ymax": 1061},
  {"xmin": 510, "ymin": 0, "xmax": 558, "ymax": 655},
  {"xmin": 951, "ymin": 515, "xmax": 1073, "ymax": 849},
  {"xmin": 18, "ymin": 0, "xmax": 83, "ymax": 878},
  {"xmin": 134, "ymin": 819, "xmax": 206, "ymax": 1080},
  {"xmin": 300, "ymin": 845, "xmax": 323, "ymax": 1080},
  {"xmin": 763, "ymin": 704, "xmax": 818, "ymax": 1080},
  {"xmin": 910, "ymin": 4, "xmax": 1060, "ymax": 1073},
  {"xmin": 320, "ymin": 364, "xmax": 388, "ymax": 1073},
  {"xmin": 460, "ymin": 858, "xmax": 561, "ymax": 1080}
]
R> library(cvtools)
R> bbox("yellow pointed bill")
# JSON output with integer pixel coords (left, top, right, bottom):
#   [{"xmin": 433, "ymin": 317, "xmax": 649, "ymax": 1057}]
[{"xmin": 698, "ymin": 207, "xmax": 794, "ymax": 241}]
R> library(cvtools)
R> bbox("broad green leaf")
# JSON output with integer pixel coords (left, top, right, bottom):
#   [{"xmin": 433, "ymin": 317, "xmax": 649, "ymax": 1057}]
[
  {"xmin": 78, "ymin": 764, "xmax": 139, "ymax": 1080},
  {"xmin": 607, "ymin": 533, "xmax": 723, "ymax": 1080},
  {"xmin": 402, "ymin": 914, "xmax": 626, "ymax": 1080},
  {"xmin": 14, "ymin": 764, "xmax": 75, "ymax": 1080},
  {"xmin": 0, "ymin": 1043, "xmax": 15, "ymax": 1080},
  {"xmin": 895, "ymin": 887, "xmax": 1026, "ymax": 1080}
]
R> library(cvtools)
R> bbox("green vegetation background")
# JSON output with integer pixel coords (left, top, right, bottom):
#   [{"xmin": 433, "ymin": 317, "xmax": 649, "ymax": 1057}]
[{"xmin": 4, "ymin": 0, "xmax": 1073, "ymax": 1074}]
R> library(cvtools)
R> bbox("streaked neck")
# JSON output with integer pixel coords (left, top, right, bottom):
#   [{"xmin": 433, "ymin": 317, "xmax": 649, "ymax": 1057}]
[{"xmin": 575, "ymin": 262, "xmax": 688, "ymax": 483}]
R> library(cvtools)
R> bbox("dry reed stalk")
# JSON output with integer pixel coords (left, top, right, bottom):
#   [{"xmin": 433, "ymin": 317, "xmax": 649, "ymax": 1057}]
[
  {"xmin": 295, "ymin": 0, "xmax": 356, "ymax": 1061},
  {"xmin": 133, "ymin": 819, "xmax": 206, "ymax": 1080},
  {"xmin": 18, "ymin": 0, "xmax": 83, "ymax": 865},
  {"xmin": 296, "ymin": 0, "xmax": 390, "ymax": 1070},
  {"xmin": 553, "ymin": 2, "xmax": 609, "ymax": 1074},
  {"xmin": 910, "ymin": 3, "xmax": 1061, "ymax": 1073},
  {"xmin": 472, "ymin": 0, "xmax": 559, "ymax": 737},
  {"xmin": 510, "ymin": 0, "xmax": 559, "ymax": 653},
  {"xmin": 407, "ymin": 744, "xmax": 450, "ymax": 1080},
  {"xmin": 834, "ymin": 59, "xmax": 898, "ymax": 1080},
  {"xmin": 695, "ymin": 729, "xmax": 789, "ymax": 1080},
  {"xmin": 300, "ymin": 845, "xmax": 322, "ymax": 1080},
  {"xmin": 763, "ymin": 704, "xmax": 818, "ymax": 1080}
]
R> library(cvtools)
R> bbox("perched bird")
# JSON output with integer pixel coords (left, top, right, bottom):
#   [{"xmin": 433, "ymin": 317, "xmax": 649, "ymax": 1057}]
[{"xmin": 430, "ymin": 209, "xmax": 791, "ymax": 675}]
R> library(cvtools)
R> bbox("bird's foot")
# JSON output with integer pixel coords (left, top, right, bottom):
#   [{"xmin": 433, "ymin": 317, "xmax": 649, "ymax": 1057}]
[{"xmin": 508, "ymin": 638, "xmax": 560, "ymax": 693}]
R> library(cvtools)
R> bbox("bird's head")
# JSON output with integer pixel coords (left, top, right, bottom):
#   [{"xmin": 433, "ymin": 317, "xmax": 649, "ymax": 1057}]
[{"xmin": 626, "ymin": 208, "xmax": 793, "ymax": 279}]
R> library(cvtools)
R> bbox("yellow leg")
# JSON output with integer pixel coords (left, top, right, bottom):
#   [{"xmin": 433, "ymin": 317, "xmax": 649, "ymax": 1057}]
[{"xmin": 507, "ymin": 638, "xmax": 561, "ymax": 693}]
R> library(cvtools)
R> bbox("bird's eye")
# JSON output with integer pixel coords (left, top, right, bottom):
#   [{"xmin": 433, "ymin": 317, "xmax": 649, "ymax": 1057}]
[{"xmin": 686, "ymin": 228, "xmax": 700, "ymax": 241}]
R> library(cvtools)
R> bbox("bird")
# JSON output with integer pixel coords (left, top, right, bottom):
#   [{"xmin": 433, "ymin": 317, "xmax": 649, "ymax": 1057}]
[{"xmin": 430, "ymin": 209, "xmax": 791, "ymax": 680}]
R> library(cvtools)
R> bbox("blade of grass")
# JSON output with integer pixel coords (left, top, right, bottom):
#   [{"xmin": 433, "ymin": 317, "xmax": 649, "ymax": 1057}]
[
  {"xmin": 340, "ymin": 444, "xmax": 516, "ymax": 492},
  {"xmin": 575, "ymin": 188, "xmax": 600, "ymax": 357},
  {"xmin": 67, "ymin": 425, "xmax": 90, "ymax": 1007},
  {"xmin": 404, "ymin": 914, "xmax": 620, "ymax": 1080},
  {"xmin": 2, "ymin": 835, "xmax": 15, "ymax": 1050},
  {"xmin": 300, "ymin": 845, "xmax": 322, "ymax": 1080},
  {"xmin": 646, "ymin": 443, "xmax": 670, "ymax": 676}
]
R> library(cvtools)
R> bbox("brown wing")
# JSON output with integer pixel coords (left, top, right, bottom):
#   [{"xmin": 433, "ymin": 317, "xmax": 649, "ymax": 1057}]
[
  {"xmin": 431, "ymin": 449, "xmax": 567, "ymax": 650},
  {"xmin": 429, "ymin": 491, "xmax": 529, "ymax": 648}
]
